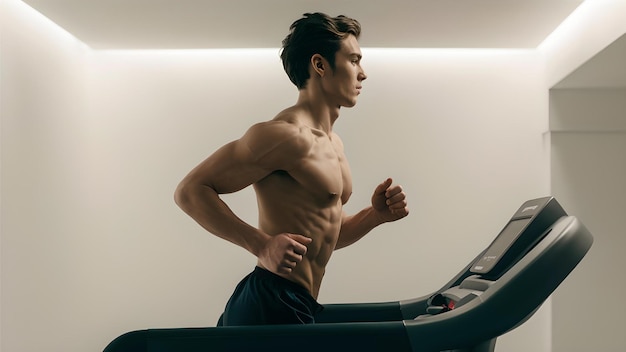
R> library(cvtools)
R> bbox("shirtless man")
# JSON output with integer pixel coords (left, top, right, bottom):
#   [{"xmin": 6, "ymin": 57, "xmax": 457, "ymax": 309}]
[{"xmin": 174, "ymin": 13, "xmax": 409, "ymax": 326}]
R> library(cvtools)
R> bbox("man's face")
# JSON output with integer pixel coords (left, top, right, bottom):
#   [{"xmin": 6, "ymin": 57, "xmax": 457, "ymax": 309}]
[{"xmin": 324, "ymin": 34, "xmax": 367, "ymax": 108}]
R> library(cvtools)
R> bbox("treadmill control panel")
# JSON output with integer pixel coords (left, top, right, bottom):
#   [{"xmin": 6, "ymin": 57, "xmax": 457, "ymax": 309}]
[{"xmin": 470, "ymin": 197, "xmax": 566, "ymax": 278}]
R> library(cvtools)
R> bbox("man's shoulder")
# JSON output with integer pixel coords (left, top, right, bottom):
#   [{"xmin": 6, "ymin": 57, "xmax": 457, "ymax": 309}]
[
  {"xmin": 241, "ymin": 117, "xmax": 314, "ymax": 166},
  {"xmin": 247, "ymin": 118, "xmax": 311, "ymax": 144},
  {"xmin": 246, "ymin": 119, "xmax": 299, "ymax": 138}
]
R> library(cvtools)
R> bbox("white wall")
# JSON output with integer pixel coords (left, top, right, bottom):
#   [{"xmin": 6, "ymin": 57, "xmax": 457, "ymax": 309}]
[
  {"xmin": 1, "ymin": 0, "xmax": 90, "ymax": 351},
  {"xmin": 540, "ymin": 1, "xmax": 626, "ymax": 351},
  {"xmin": 550, "ymin": 89, "xmax": 626, "ymax": 352},
  {"xmin": 540, "ymin": 0, "xmax": 626, "ymax": 88},
  {"xmin": 2, "ymin": 1, "xmax": 554, "ymax": 352}
]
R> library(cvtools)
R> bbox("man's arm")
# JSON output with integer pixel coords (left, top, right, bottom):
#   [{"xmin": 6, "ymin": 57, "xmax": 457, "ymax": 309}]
[
  {"xmin": 335, "ymin": 178, "xmax": 409, "ymax": 250},
  {"xmin": 174, "ymin": 139, "xmax": 272, "ymax": 256},
  {"xmin": 174, "ymin": 120, "xmax": 314, "ymax": 273}
]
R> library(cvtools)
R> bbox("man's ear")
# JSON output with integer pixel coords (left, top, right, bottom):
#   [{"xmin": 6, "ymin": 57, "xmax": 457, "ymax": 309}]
[{"xmin": 311, "ymin": 54, "xmax": 326, "ymax": 77}]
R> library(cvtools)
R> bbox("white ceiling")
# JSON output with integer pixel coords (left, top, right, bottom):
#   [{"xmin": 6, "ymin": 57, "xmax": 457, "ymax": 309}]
[{"xmin": 22, "ymin": 0, "xmax": 586, "ymax": 50}]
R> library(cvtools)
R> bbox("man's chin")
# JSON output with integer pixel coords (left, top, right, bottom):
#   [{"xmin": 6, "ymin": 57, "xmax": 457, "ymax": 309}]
[{"xmin": 343, "ymin": 100, "xmax": 358, "ymax": 108}]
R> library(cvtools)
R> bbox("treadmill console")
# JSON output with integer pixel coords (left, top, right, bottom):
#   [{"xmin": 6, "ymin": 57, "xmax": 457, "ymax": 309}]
[
  {"xmin": 418, "ymin": 196, "xmax": 570, "ymax": 319},
  {"xmin": 470, "ymin": 196, "xmax": 567, "ymax": 279}
]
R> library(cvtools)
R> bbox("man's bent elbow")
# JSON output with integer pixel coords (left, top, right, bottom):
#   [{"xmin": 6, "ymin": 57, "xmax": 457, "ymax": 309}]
[{"xmin": 174, "ymin": 181, "xmax": 194, "ymax": 213}]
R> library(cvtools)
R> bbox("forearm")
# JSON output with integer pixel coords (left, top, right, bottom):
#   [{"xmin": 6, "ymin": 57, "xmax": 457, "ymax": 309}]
[
  {"xmin": 174, "ymin": 183, "xmax": 269, "ymax": 257},
  {"xmin": 335, "ymin": 206, "xmax": 384, "ymax": 250}
]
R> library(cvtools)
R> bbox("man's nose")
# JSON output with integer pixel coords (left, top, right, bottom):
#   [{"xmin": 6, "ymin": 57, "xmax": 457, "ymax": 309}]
[{"xmin": 359, "ymin": 68, "xmax": 367, "ymax": 81}]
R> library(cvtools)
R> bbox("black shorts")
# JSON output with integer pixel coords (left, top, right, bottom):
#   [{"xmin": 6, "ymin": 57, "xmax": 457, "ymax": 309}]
[{"xmin": 217, "ymin": 266, "xmax": 323, "ymax": 326}]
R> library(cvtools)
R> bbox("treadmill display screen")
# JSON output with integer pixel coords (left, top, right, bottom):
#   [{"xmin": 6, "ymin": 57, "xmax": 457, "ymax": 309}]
[{"xmin": 472, "ymin": 218, "xmax": 529, "ymax": 273}]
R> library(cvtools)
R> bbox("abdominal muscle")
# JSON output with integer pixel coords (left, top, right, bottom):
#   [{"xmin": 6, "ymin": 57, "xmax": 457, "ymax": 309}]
[{"xmin": 254, "ymin": 175, "xmax": 344, "ymax": 299}]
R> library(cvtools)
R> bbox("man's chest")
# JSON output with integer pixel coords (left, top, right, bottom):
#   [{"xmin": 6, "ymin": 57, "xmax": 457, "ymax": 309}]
[{"xmin": 291, "ymin": 136, "xmax": 353, "ymax": 204}]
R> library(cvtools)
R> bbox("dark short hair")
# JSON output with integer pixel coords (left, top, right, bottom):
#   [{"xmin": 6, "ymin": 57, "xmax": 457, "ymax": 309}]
[{"xmin": 280, "ymin": 13, "xmax": 361, "ymax": 89}]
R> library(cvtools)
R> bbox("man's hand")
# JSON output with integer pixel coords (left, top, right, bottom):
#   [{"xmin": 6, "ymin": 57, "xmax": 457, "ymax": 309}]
[
  {"xmin": 371, "ymin": 178, "xmax": 409, "ymax": 223},
  {"xmin": 258, "ymin": 233, "xmax": 312, "ymax": 275}
]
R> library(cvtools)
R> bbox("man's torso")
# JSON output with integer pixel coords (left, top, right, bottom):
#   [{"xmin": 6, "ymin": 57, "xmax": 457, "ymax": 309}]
[{"xmin": 251, "ymin": 115, "xmax": 352, "ymax": 298}]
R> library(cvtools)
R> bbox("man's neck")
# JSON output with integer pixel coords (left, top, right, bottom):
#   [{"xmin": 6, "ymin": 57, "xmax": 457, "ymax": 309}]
[{"xmin": 295, "ymin": 89, "xmax": 339, "ymax": 134}]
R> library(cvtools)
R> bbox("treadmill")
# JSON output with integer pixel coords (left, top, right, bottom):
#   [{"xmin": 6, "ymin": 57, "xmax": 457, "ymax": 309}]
[{"xmin": 103, "ymin": 196, "xmax": 593, "ymax": 352}]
